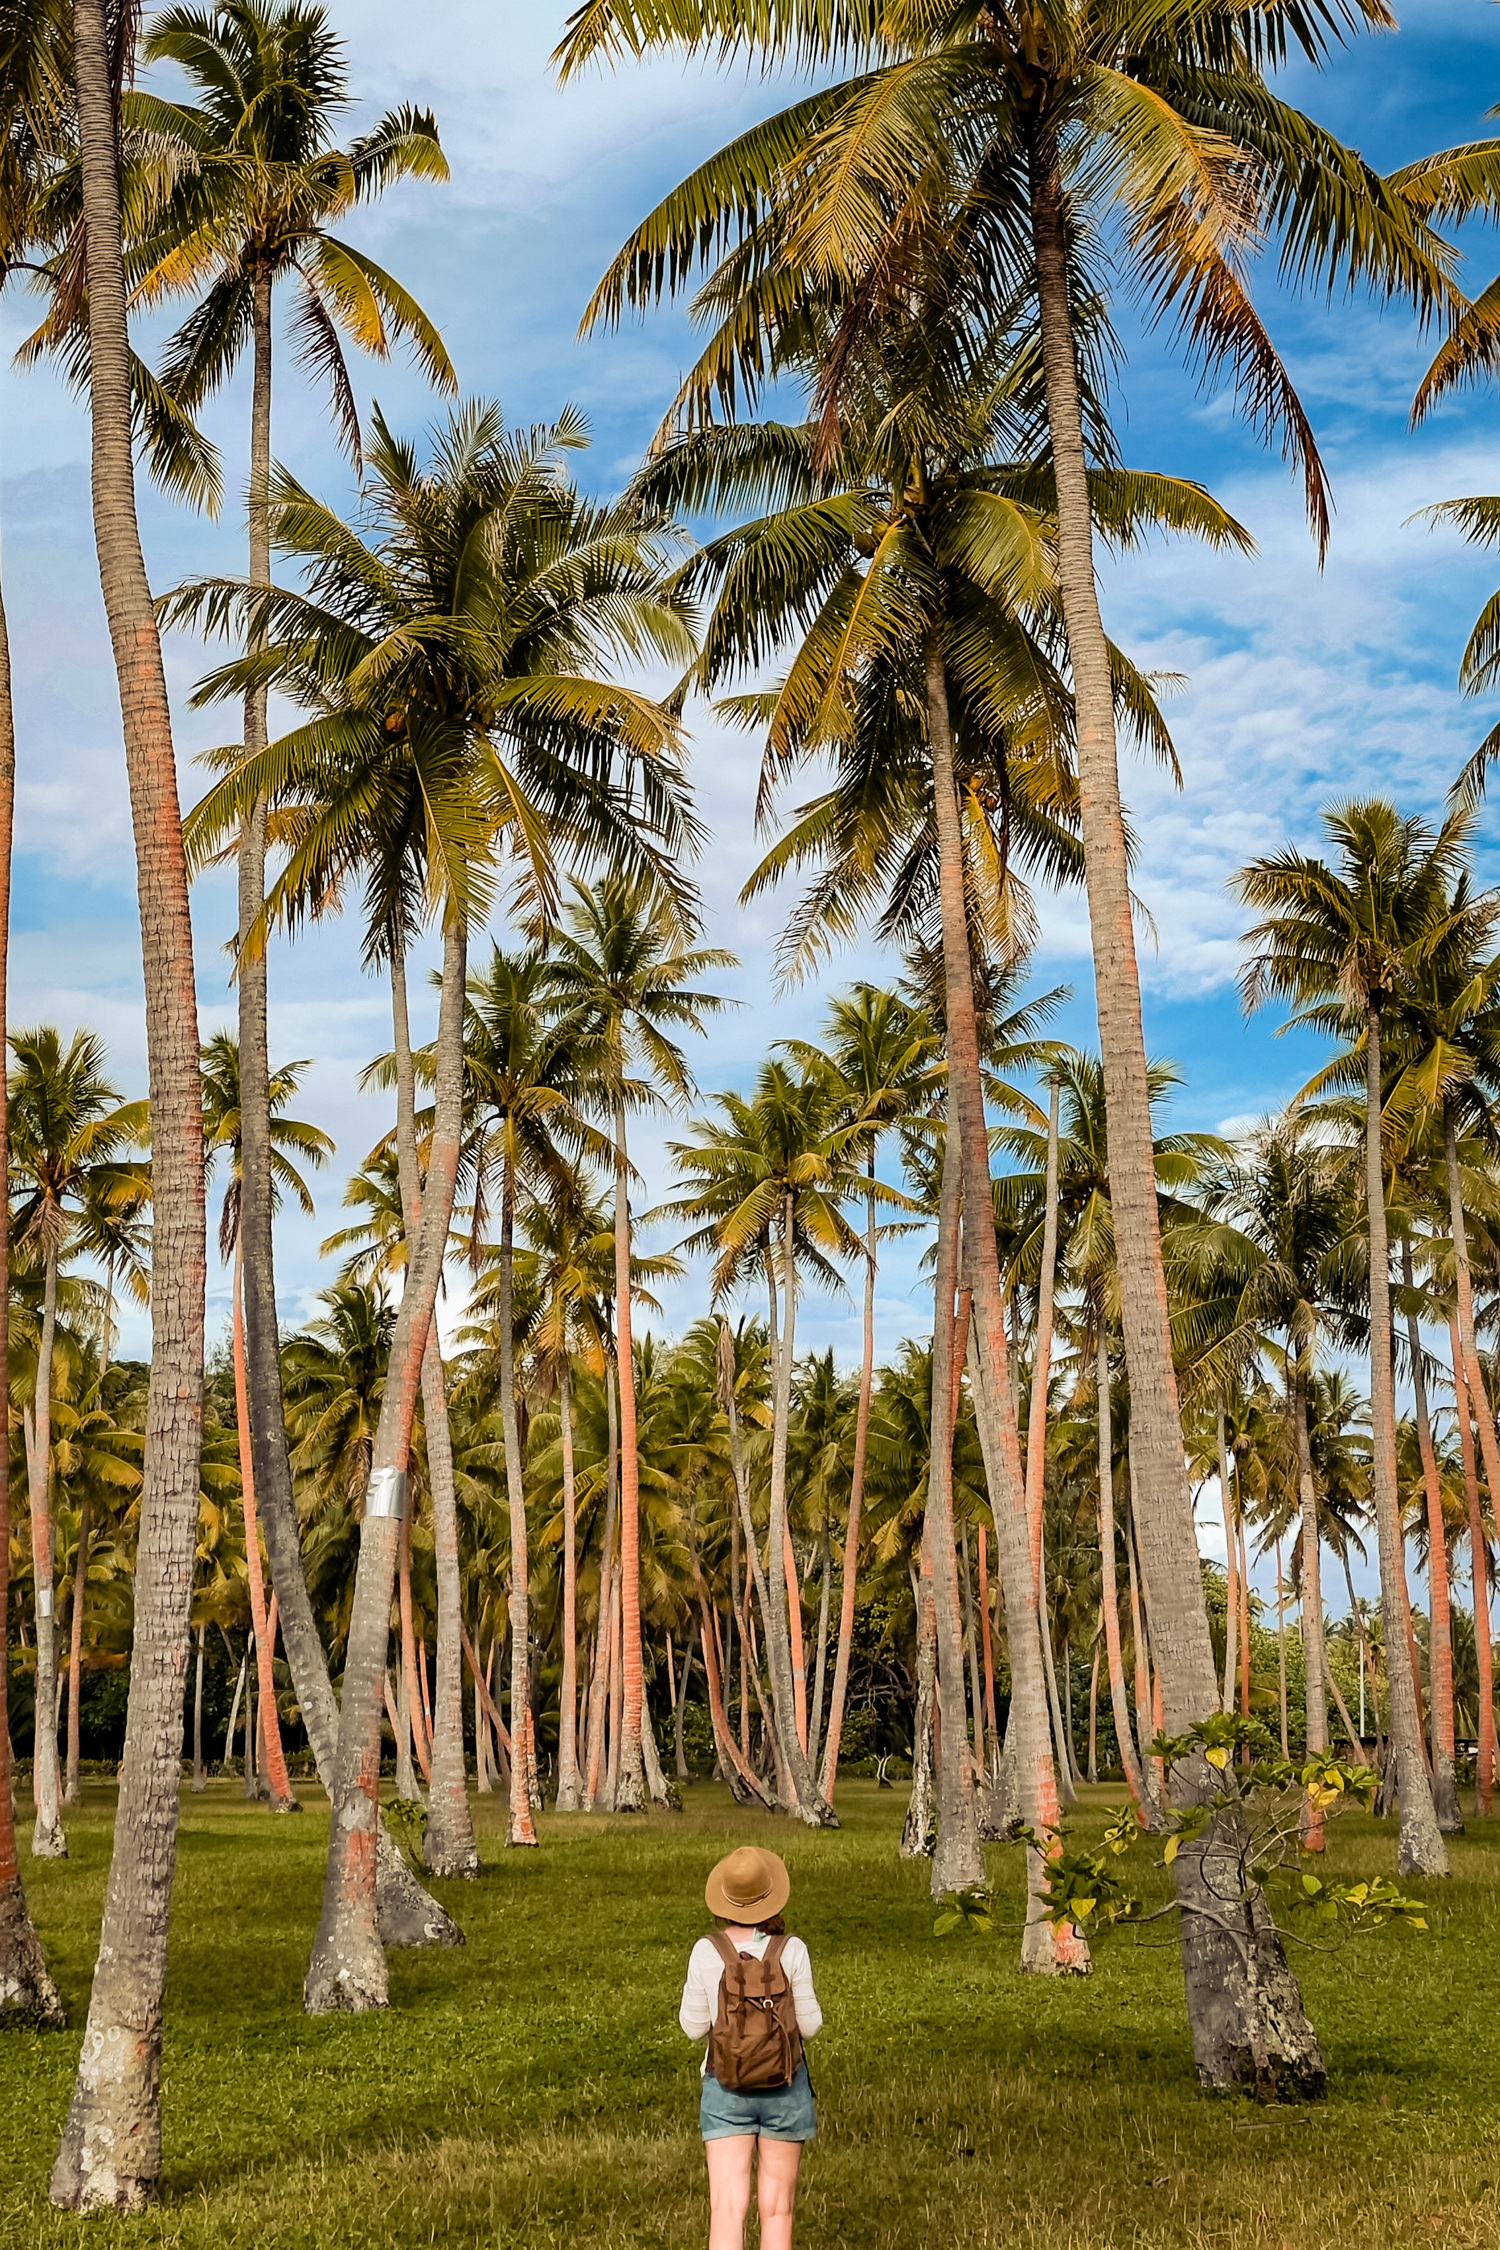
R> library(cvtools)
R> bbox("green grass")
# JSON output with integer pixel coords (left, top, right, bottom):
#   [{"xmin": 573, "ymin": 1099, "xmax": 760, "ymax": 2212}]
[{"xmin": 3, "ymin": 1777, "xmax": 1498, "ymax": 2247}]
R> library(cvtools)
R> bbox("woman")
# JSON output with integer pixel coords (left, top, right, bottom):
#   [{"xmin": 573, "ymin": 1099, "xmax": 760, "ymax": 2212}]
[{"xmin": 679, "ymin": 1845, "xmax": 823, "ymax": 2250}]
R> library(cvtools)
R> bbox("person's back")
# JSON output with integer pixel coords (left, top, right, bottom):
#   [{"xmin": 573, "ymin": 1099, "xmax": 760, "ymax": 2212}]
[{"xmin": 679, "ymin": 1848, "xmax": 822, "ymax": 2250}]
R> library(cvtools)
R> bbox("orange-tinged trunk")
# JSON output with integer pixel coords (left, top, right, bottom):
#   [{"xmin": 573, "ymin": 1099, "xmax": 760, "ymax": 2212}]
[
  {"xmin": 1451, "ymin": 1320, "xmax": 1495, "ymax": 1816},
  {"xmin": 233, "ymin": 1242, "xmax": 297, "ymax": 1812}
]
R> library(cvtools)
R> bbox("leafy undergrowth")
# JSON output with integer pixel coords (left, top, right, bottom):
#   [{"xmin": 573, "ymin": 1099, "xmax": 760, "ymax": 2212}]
[{"xmin": 3, "ymin": 1778, "xmax": 1497, "ymax": 2247}]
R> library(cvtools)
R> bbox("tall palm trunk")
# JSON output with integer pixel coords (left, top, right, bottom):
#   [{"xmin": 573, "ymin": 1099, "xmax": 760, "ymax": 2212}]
[
  {"xmin": 28, "ymin": 1245, "xmax": 64, "ymax": 1857},
  {"xmin": 1031, "ymin": 144, "xmax": 1324, "ymax": 2082},
  {"xmin": 583, "ymin": 1359, "xmax": 619, "ymax": 1809},
  {"xmin": 1217, "ymin": 1402, "xmax": 1238, "ymax": 1716},
  {"xmin": 230, "ymin": 1242, "xmax": 296, "ymax": 1812},
  {"xmin": 820, "ymin": 1164, "xmax": 877, "ymax": 1799},
  {"xmin": 496, "ymin": 1163, "xmax": 536, "ymax": 1848},
  {"xmin": 925, "ymin": 639, "xmax": 1082, "ymax": 1971},
  {"xmin": 0, "ymin": 570, "xmax": 63, "ymax": 2029},
  {"xmin": 1292, "ymin": 1352, "xmax": 1327, "ymax": 1847},
  {"xmin": 50, "ymin": 0, "xmax": 208, "ymax": 2199},
  {"xmin": 303, "ymin": 921, "xmax": 467, "ymax": 2015},
  {"xmin": 1445, "ymin": 1105, "xmax": 1500, "ymax": 1816},
  {"xmin": 808, "ymin": 1523, "xmax": 832, "ymax": 1776},
  {"xmin": 762, "ymin": 1198, "xmax": 835, "ymax": 1822},
  {"xmin": 611, "ymin": 1104, "xmax": 651, "ymax": 1811},
  {"xmin": 422, "ymin": 1333, "xmax": 478, "ymax": 1874},
  {"xmin": 555, "ymin": 1357, "xmax": 582, "ymax": 1811},
  {"xmin": 927, "ymin": 1106, "xmax": 982, "ymax": 1898},
  {"xmin": 1025, "ymin": 1079, "xmax": 1061, "ymax": 1572},
  {"xmin": 1450, "ymin": 1318, "xmax": 1494, "ymax": 1816},
  {"xmin": 191, "ymin": 1624, "xmax": 206, "ymax": 1793},
  {"xmin": 1401, "ymin": 1244, "xmax": 1460, "ymax": 1832},
  {"xmin": 1361, "ymin": 1008, "xmax": 1446, "ymax": 1877},
  {"xmin": 1274, "ymin": 1541, "xmax": 1289, "ymax": 1760},
  {"xmin": 900, "ymin": 1540, "xmax": 938, "ymax": 1857},
  {"xmin": 62, "ymin": 1494, "xmax": 90, "ymax": 1809}
]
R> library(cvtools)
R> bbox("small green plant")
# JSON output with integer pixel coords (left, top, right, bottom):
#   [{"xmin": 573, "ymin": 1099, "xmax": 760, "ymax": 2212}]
[
  {"xmin": 381, "ymin": 1794, "xmax": 428, "ymax": 1868},
  {"xmin": 936, "ymin": 1716, "xmax": 1428, "ymax": 1945}
]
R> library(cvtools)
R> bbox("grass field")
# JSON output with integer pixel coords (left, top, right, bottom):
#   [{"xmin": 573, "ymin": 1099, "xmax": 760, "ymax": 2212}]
[{"xmin": 3, "ymin": 1777, "xmax": 1498, "ymax": 2249}]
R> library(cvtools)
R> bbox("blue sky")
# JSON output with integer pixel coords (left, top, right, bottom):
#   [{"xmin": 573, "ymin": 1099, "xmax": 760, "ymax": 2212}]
[{"xmin": 4, "ymin": 3, "xmax": 1500, "ymax": 1596}]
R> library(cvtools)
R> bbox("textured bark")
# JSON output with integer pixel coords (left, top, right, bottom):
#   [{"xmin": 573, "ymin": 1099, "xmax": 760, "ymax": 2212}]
[
  {"xmin": 190, "ymin": 1625, "xmax": 206, "ymax": 1792},
  {"xmin": 927, "ymin": 1113, "xmax": 982, "ymax": 1899},
  {"xmin": 50, "ymin": 0, "xmax": 207, "ymax": 2197},
  {"xmin": 304, "ymin": 922, "xmax": 466, "ymax": 2014},
  {"xmin": 808, "ymin": 1524, "xmax": 832, "ymax": 1777},
  {"xmin": 1292, "ymin": 1357, "xmax": 1326, "ymax": 1848},
  {"xmin": 1030, "ymin": 147, "xmax": 1320, "ymax": 2067},
  {"xmin": 1360, "ymin": 1008, "xmax": 1446, "ymax": 1877},
  {"xmin": 1025, "ymin": 1079, "xmax": 1061, "ymax": 1575},
  {"xmin": 961, "ymin": 1524, "xmax": 985, "ymax": 1773},
  {"xmin": 697, "ymin": 1595, "xmax": 772, "ymax": 1806},
  {"xmin": 1218, "ymin": 1403, "xmax": 1238, "ymax": 1717},
  {"xmin": 62, "ymin": 1493, "xmax": 90, "ymax": 1807},
  {"xmin": 925, "ymin": 639, "xmax": 1078, "ymax": 1969},
  {"xmin": 673, "ymin": 1627, "xmax": 695, "ymax": 1782},
  {"xmin": 231, "ymin": 1243, "xmax": 297, "ymax": 1812},
  {"xmin": 422, "ymin": 1336, "xmax": 479, "ymax": 1875},
  {"xmin": 1098, "ymin": 1339, "xmax": 1153, "ymax": 1823},
  {"xmin": 900, "ymin": 1549, "xmax": 937, "ymax": 1860},
  {"xmin": 554, "ymin": 1358, "xmax": 583, "ymax": 1810},
  {"xmin": 1038, "ymin": 1514, "xmax": 1078, "ymax": 1802},
  {"xmin": 612, "ymin": 1107, "xmax": 649, "ymax": 1811},
  {"xmin": 1087, "ymin": 1646, "xmax": 1100, "ymax": 1784},
  {"xmin": 1401, "ymin": 1244, "xmax": 1460, "ymax": 1832},
  {"xmin": 1445, "ymin": 1108, "xmax": 1500, "ymax": 1818},
  {"xmin": 494, "ymin": 1169, "xmax": 537, "ymax": 1846},
  {"xmin": 0, "ymin": 577, "xmax": 62, "ymax": 2029},
  {"xmin": 820, "ymin": 1168, "xmax": 877, "ymax": 1799},
  {"xmin": 582, "ymin": 1367, "xmax": 618, "ymax": 1810},
  {"xmin": 28, "ymin": 1247, "xmax": 65, "ymax": 1857},
  {"xmin": 782, "ymin": 1520, "xmax": 809, "ymax": 1755},
  {"xmin": 1450, "ymin": 1318, "xmax": 1494, "ymax": 1815}
]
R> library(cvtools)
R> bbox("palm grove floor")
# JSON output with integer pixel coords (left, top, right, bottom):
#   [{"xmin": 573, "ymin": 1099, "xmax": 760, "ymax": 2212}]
[{"xmin": 3, "ymin": 1779, "xmax": 1497, "ymax": 2248}]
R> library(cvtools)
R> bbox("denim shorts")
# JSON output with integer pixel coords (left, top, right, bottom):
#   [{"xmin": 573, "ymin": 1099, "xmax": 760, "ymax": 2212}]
[{"xmin": 700, "ymin": 2061, "xmax": 816, "ymax": 2143}]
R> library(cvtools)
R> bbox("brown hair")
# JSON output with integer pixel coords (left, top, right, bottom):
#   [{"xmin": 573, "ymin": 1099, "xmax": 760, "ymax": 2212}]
[{"xmin": 716, "ymin": 1911, "xmax": 787, "ymax": 1936}]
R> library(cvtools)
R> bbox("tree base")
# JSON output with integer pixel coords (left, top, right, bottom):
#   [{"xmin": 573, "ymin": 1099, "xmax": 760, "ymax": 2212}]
[
  {"xmin": 31, "ymin": 1814, "xmax": 67, "ymax": 1860},
  {"xmin": 0, "ymin": 1880, "xmax": 66, "ymax": 2030},
  {"xmin": 374, "ymin": 1829, "xmax": 465, "ymax": 1948},
  {"xmin": 48, "ymin": 2017, "xmax": 162, "ymax": 2211},
  {"xmin": 423, "ymin": 1834, "xmax": 481, "ymax": 1879},
  {"xmin": 1178, "ymin": 1830, "xmax": 1326, "ymax": 2101},
  {"xmin": 269, "ymin": 1793, "xmax": 303, "ymax": 1816},
  {"xmin": 1020, "ymin": 1913, "xmax": 1091, "ymax": 1977},
  {"xmin": 303, "ymin": 1928, "xmax": 388, "ymax": 2015}
]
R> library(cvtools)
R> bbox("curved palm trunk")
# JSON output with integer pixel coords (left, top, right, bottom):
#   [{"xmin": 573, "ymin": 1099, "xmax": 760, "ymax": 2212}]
[
  {"xmin": 1445, "ymin": 1107, "xmax": 1500, "ymax": 1818},
  {"xmin": 554, "ymin": 1358, "xmax": 582, "ymax": 1811},
  {"xmin": 1359, "ymin": 1007, "xmax": 1446, "ymax": 1877},
  {"xmin": 925, "ymin": 640, "xmax": 1082, "ymax": 1970},
  {"xmin": 611, "ymin": 1106, "xmax": 650, "ymax": 1811},
  {"xmin": 1031, "ymin": 152, "xmax": 1324, "ymax": 2077},
  {"xmin": 28, "ymin": 1246, "xmax": 65, "ymax": 1857},
  {"xmin": 927, "ymin": 1106, "xmax": 982, "ymax": 1898},
  {"xmin": 50, "ymin": 0, "xmax": 209, "ymax": 2198},
  {"xmin": 1292, "ymin": 1353, "xmax": 1327, "ymax": 1848},
  {"xmin": 0, "ymin": 570, "xmax": 63, "ymax": 2029},
  {"xmin": 1401, "ymin": 1245, "xmax": 1460, "ymax": 1832},
  {"xmin": 231, "ymin": 1242, "xmax": 297, "ymax": 1813},
  {"xmin": 496, "ymin": 1166, "xmax": 537, "ymax": 1848},
  {"xmin": 304, "ymin": 920, "xmax": 467, "ymax": 2015},
  {"xmin": 808, "ymin": 1525, "xmax": 832, "ymax": 1776},
  {"xmin": 422, "ymin": 1333, "xmax": 479, "ymax": 1874},
  {"xmin": 62, "ymin": 1494, "xmax": 90, "ymax": 1809},
  {"xmin": 1450, "ymin": 1318, "xmax": 1494, "ymax": 1816},
  {"xmin": 819, "ymin": 1168, "xmax": 877, "ymax": 1800}
]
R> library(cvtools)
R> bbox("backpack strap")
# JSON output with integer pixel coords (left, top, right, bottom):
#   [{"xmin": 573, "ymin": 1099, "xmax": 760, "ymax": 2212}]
[
  {"xmin": 764, "ymin": 1933, "xmax": 790, "ymax": 1975},
  {"xmin": 707, "ymin": 1929, "xmax": 743, "ymax": 1977}
]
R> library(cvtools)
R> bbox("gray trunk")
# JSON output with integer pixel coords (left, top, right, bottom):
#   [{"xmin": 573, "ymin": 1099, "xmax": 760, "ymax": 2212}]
[
  {"xmin": 421, "ymin": 1335, "xmax": 479, "ymax": 1875},
  {"xmin": 29, "ymin": 1249, "xmax": 65, "ymax": 1857},
  {"xmin": 495, "ymin": 1172, "xmax": 537, "ymax": 1849},
  {"xmin": 555, "ymin": 1358, "xmax": 582, "ymax": 1811},
  {"xmin": 926, "ymin": 1110, "xmax": 982, "ymax": 1898}
]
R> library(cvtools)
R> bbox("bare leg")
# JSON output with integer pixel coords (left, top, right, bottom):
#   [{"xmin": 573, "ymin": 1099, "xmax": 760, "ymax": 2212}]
[
  {"xmin": 757, "ymin": 2138, "xmax": 804, "ymax": 2250},
  {"xmin": 705, "ymin": 2135, "xmax": 754, "ymax": 2250}
]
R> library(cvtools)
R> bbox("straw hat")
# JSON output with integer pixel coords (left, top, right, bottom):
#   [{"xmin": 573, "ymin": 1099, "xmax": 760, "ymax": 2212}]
[{"xmin": 704, "ymin": 1844, "xmax": 791, "ymax": 1923}]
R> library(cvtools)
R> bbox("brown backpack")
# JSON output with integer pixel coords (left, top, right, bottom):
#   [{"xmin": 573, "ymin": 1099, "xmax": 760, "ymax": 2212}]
[{"xmin": 705, "ymin": 1930, "xmax": 804, "ymax": 2092}]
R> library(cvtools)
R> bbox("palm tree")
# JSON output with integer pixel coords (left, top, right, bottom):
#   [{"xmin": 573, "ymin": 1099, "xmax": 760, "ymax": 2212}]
[
  {"xmin": 559, "ymin": 0, "xmax": 1458, "ymax": 2093},
  {"xmin": 1195, "ymin": 1117, "xmax": 1360, "ymax": 1845},
  {"xmin": 176, "ymin": 401, "xmax": 694, "ymax": 1999},
  {"xmin": 49, "ymin": 0, "xmax": 209, "ymax": 2207},
  {"xmin": 199, "ymin": 1031, "xmax": 331, "ymax": 1815},
  {"xmin": 665, "ymin": 1057, "xmax": 865, "ymax": 1822},
  {"xmin": 548, "ymin": 876, "xmax": 732, "ymax": 1813},
  {"xmin": 1235, "ymin": 799, "xmax": 1469, "ymax": 1879},
  {"xmin": 783, "ymin": 983, "xmax": 938, "ymax": 1799},
  {"xmin": 458, "ymin": 943, "xmax": 606, "ymax": 1846},
  {"xmin": 126, "ymin": 0, "xmax": 453, "ymax": 1871},
  {"xmin": 8, "ymin": 1025, "xmax": 145, "ymax": 1859}
]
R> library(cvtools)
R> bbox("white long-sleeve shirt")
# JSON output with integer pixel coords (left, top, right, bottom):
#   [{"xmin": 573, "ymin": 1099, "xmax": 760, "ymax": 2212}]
[{"xmin": 679, "ymin": 1931, "xmax": 824, "ymax": 2057}]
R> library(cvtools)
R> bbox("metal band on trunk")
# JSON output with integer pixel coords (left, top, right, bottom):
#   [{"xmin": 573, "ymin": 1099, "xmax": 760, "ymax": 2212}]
[
  {"xmin": 36, "ymin": 1584, "xmax": 54, "ymax": 1619},
  {"xmin": 364, "ymin": 1467, "xmax": 407, "ymax": 1522}
]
